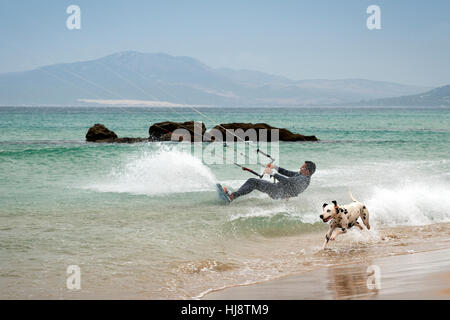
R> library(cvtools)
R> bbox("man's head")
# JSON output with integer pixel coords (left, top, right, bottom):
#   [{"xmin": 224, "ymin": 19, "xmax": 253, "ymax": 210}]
[{"xmin": 300, "ymin": 161, "xmax": 316, "ymax": 176}]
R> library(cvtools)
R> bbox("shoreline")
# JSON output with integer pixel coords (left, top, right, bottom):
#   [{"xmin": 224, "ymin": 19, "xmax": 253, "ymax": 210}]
[
  {"xmin": 203, "ymin": 247, "xmax": 450, "ymax": 300},
  {"xmin": 2, "ymin": 219, "xmax": 449, "ymax": 299}
]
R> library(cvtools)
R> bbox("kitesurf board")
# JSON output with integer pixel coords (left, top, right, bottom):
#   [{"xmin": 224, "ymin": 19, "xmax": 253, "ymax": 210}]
[{"xmin": 216, "ymin": 183, "xmax": 231, "ymax": 204}]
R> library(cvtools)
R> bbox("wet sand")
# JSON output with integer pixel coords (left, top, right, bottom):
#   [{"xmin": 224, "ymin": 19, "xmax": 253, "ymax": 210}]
[{"xmin": 204, "ymin": 248, "xmax": 450, "ymax": 300}]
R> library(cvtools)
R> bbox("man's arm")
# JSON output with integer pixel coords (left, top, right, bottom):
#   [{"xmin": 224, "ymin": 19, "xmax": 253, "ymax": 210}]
[
  {"xmin": 274, "ymin": 165, "xmax": 298, "ymax": 177},
  {"xmin": 272, "ymin": 173, "xmax": 290, "ymax": 183}
]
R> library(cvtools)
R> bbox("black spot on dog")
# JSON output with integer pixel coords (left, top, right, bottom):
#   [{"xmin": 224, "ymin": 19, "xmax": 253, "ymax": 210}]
[
  {"xmin": 323, "ymin": 203, "xmax": 328, "ymax": 208},
  {"xmin": 348, "ymin": 223, "xmax": 353, "ymax": 228},
  {"xmin": 341, "ymin": 228, "xmax": 346, "ymax": 231},
  {"xmin": 344, "ymin": 209, "xmax": 348, "ymax": 214},
  {"xmin": 339, "ymin": 208, "xmax": 343, "ymax": 212},
  {"xmin": 363, "ymin": 206, "xmax": 366, "ymax": 209}
]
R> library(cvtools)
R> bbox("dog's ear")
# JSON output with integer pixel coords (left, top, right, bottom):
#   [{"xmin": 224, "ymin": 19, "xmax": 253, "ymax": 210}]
[
  {"xmin": 322, "ymin": 203, "xmax": 328, "ymax": 209},
  {"xmin": 332, "ymin": 200, "xmax": 338, "ymax": 207}
]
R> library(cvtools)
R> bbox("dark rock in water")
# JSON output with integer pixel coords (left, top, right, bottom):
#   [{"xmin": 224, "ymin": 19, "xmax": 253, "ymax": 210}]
[
  {"xmin": 149, "ymin": 121, "xmax": 206, "ymax": 142},
  {"xmin": 206, "ymin": 123, "xmax": 318, "ymax": 142},
  {"xmin": 86, "ymin": 124, "xmax": 149, "ymax": 143},
  {"xmin": 86, "ymin": 123, "xmax": 118, "ymax": 142}
]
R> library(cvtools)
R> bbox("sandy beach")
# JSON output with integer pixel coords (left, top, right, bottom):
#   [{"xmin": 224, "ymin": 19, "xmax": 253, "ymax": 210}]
[{"xmin": 204, "ymin": 248, "xmax": 450, "ymax": 300}]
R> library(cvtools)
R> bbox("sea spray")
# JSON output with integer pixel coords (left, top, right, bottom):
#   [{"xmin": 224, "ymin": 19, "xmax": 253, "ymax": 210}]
[
  {"xmin": 85, "ymin": 145, "xmax": 217, "ymax": 195},
  {"xmin": 367, "ymin": 181, "xmax": 450, "ymax": 226}
]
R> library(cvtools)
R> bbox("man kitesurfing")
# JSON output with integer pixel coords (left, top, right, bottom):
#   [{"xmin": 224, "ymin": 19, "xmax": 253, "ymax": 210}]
[
  {"xmin": 44, "ymin": 45, "xmax": 316, "ymax": 205},
  {"xmin": 219, "ymin": 161, "xmax": 316, "ymax": 203}
]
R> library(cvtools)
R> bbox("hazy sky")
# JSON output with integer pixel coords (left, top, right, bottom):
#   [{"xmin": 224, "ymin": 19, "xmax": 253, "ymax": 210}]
[{"xmin": 1, "ymin": 0, "xmax": 449, "ymax": 86}]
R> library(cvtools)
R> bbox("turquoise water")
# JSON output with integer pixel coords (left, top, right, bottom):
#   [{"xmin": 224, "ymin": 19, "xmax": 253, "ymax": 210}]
[{"xmin": 1, "ymin": 106, "xmax": 450, "ymax": 298}]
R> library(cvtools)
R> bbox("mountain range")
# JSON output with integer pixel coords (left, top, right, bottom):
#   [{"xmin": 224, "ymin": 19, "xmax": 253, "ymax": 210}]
[
  {"xmin": 0, "ymin": 51, "xmax": 440, "ymax": 106},
  {"xmin": 351, "ymin": 85, "xmax": 450, "ymax": 106}
]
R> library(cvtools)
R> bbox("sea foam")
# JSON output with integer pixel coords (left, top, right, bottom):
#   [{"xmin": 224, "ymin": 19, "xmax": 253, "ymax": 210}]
[
  {"xmin": 84, "ymin": 146, "xmax": 217, "ymax": 196},
  {"xmin": 366, "ymin": 181, "xmax": 450, "ymax": 226}
]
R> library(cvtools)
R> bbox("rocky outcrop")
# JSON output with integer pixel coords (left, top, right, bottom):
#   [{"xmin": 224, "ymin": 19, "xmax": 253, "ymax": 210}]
[
  {"xmin": 206, "ymin": 123, "xmax": 318, "ymax": 142},
  {"xmin": 86, "ymin": 124, "xmax": 148, "ymax": 143},
  {"xmin": 149, "ymin": 121, "xmax": 206, "ymax": 142},
  {"xmin": 86, "ymin": 121, "xmax": 318, "ymax": 143},
  {"xmin": 86, "ymin": 124, "xmax": 118, "ymax": 142}
]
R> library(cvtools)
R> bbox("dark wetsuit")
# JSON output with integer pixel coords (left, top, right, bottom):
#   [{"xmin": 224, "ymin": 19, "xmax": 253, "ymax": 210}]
[{"xmin": 231, "ymin": 167, "xmax": 311, "ymax": 200}]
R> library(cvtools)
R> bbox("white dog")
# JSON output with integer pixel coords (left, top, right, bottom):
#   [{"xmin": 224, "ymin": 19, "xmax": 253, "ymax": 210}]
[{"xmin": 320, "ymin": 192, "xmax": 371, "ymax": 249}]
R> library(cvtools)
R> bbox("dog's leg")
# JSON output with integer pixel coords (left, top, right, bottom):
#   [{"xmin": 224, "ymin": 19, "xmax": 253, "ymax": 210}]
[
  {"xmin": 322, "ymin": 236, "xmax": 329, "ymax": 249},
  {"xmin": 354, "ymin": 221, "xmax": 363, "ymax": 230},
  {"xmin": 322, "ymin": 229, "xmax": 332, "ymax": 249},
  {"xmin": 330, "ymin": 227, "xmax": 346, "ymax": 241},
  {"xmin": 322, "ymin": 224, "xmax": 337, "ymax": 249},
  {"xmin": 360, "ymin": 206, "xmax": 371, "ymax": 230}
]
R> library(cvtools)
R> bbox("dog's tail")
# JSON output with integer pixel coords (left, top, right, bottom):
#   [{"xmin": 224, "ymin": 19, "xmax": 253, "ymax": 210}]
[{"xmin": 349, "ymin": 190, "xmax": 358, "ymax": 202}]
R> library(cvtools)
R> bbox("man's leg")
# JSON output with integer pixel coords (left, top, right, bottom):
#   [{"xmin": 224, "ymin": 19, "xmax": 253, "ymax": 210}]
[{"xmin": 231, "ymin": 178, "xmax": 280, "ymax": 200}]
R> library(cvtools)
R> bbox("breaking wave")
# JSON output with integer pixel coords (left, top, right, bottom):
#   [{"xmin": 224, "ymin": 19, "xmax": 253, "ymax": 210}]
[{"xmin": 366, "ymin": 181, "xmax": 450, "ymax": 226}]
